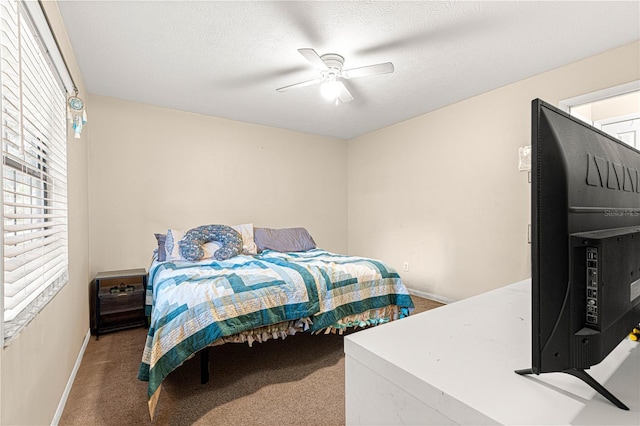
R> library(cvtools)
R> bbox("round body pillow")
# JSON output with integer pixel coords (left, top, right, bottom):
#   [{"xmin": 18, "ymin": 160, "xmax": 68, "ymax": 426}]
[{"xmin": 179, "ymin": 224, "xmax": 243, "ymax": 261}]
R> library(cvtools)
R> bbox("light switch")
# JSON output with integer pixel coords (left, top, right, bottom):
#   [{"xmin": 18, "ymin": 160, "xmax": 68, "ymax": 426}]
[{"xmin": 519, "ymin": 146, "xmax": 531, "ymax": 171}]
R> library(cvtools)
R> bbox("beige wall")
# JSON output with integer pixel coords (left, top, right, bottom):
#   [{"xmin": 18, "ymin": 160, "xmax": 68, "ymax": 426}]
[
  {"xmin": 348, "ymin": 41, "xmax": 640, "ymax": 302},
  {"xmin": 87, "ymin": 97, "xmax": 347, "ymax": 276},
  {"xmin": 0, "ymin": 2, "xmax": 91, "ymax": 425},
  {"xmin": 590, "ymin": 91, "xmax": 639, "ymax": 121}
]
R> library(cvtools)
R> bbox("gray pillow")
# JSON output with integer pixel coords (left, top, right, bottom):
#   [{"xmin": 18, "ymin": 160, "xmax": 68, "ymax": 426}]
[
  {"xmin": 254, "ymin": 227, "xmax": 316, "ymax": 252},
  {"xmin": 154, "ymin": 233, "xmax": 167, "ymax": 261}
]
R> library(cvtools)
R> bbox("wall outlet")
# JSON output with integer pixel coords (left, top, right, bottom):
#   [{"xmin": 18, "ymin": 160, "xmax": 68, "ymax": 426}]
[{"xmin": 403, "ymin": 262, "xmax": 409, "ymax": 272}]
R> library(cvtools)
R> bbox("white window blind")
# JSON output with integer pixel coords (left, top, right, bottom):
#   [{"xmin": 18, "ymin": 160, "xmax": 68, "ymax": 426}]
[{"xmin": 1, "ymin": 0, "xmax": 69, "ymax": 345}]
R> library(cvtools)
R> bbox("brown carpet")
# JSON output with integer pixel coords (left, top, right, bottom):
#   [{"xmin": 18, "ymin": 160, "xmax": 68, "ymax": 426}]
[{"xmin": 60, "ymin": 296, "xmax": 444, "ymax": 425}]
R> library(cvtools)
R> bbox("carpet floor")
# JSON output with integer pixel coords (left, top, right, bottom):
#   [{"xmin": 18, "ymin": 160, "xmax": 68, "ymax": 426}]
[{"xmin": 59, "ymin": 296, "xmax": 444, "ymax": 425}]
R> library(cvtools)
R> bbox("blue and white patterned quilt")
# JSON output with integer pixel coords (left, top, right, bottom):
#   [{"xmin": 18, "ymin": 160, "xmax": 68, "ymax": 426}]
[{"xmin": 138, "ymin": 249, "xmax": 413, "ymax": 415}]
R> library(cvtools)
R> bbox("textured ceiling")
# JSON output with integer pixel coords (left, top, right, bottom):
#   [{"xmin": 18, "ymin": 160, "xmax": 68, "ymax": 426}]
[{"xmin": 57, "ymin": 1, "xmax": 640, "ymax": 140}]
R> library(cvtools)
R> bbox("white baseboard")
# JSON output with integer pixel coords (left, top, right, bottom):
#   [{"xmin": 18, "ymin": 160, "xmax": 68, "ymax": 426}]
[
  {"xmin": 407, "ymin": 288, "xmax": 457, "ymax": 305},
  {"xmin": 51, "ymin": 329, "xmax": 91, "ymax": 426}
]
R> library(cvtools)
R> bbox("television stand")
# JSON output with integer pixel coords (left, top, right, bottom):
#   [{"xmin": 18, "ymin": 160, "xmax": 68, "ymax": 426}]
[{"xmin": 515, "ymin": 368, "xmax": 629, "ymax": 411}]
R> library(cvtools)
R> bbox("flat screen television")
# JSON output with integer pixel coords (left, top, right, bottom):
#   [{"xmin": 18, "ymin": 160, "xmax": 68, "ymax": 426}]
[{"xmin": 516, "ymin": 99, "xmax": 640, "ymax": 410}]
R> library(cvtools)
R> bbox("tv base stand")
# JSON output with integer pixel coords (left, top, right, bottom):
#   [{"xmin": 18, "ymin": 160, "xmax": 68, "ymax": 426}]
[{"xmin": 515, "ymin": 368, "xmax": 629, "ymax": 411}]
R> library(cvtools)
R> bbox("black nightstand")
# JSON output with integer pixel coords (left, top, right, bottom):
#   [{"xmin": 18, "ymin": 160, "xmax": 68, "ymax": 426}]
[{"xmin": 90, "ymin": 268, "xmax": 147, "ymax": 339}]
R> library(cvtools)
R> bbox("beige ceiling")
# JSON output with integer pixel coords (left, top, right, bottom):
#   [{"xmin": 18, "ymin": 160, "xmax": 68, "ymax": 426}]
[{"xmin": 57, "ymin": 1, "xmax": 640, "ymax": 140}]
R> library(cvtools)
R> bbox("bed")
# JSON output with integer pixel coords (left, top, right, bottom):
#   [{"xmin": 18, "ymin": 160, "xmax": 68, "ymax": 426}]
[{"xmin": 138, "ymin": 225, "xmax": 414, "ymax": 417}]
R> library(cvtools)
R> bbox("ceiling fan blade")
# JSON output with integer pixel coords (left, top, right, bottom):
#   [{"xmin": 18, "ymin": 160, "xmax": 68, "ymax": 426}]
[
  {"xmin": 298, "ymin": 48, "xmax": 328, "ymax": 70},
  {"xmin": 342, "ymin": 62, "xmax": 394, "ymax": 79},
  {"xmin": 337, "ymin": 81, "xmax": 354, "ymax": 103},
  {"xmin": 276, "ymin": 78, "xmax": 323, "ymax": 92}
]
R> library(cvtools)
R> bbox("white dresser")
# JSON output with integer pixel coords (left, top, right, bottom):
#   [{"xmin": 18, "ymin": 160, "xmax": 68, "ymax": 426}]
[{"xmin": 344, "ymin": 279, "xmax": 639, "ymax": 425}]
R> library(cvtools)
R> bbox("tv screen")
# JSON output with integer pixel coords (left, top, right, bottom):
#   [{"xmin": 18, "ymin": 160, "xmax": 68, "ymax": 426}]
[{"xmin": 517, "ymin": 99, "xmax": 640, "ymax": 410}]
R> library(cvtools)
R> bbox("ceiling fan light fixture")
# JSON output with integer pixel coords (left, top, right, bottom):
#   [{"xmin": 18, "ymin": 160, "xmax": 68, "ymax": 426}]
[{"xmin": 320, "ymin": 79, "xmax": 341, "ymax": 101}]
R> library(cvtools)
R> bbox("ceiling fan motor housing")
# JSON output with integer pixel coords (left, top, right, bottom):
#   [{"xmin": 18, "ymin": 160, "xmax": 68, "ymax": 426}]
[{"xmin": 320, "ymin": 53, "xmax": 344, "ymax": 80}]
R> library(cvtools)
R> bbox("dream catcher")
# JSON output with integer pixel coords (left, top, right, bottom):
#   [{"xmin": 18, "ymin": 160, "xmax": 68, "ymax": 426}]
[{"xmin": 67, "ymin": 89, "xmax": 87, "ymax": 138}]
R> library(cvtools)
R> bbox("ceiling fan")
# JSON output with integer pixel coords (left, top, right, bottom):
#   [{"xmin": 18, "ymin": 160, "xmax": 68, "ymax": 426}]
[{"xmin": 276, "ymin": 48, "xmax": 394, "ymax": 104}]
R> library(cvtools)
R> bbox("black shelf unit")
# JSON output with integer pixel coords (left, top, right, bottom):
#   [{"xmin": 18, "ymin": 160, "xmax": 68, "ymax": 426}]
[{"xmin": 90, "ymin": 268, "xmax": 147, "ymax": 339}]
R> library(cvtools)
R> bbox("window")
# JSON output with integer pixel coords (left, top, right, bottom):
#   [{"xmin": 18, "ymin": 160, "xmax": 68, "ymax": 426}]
[{"xmin": 1, "ymin": 0, "xmax": 70, "ymax": 345}]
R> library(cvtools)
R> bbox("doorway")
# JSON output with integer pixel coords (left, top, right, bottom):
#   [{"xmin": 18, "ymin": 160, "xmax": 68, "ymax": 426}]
[{"xmin": 559, "ymin": 82, "xmax": 640, "ymax": 148}]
